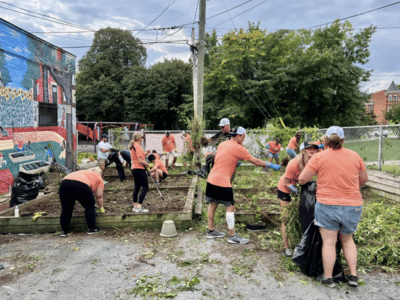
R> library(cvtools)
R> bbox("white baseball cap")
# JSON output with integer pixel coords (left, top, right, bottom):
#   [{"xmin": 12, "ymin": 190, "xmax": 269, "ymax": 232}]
[
  {"xmin": 326, "ymin": 126, "xmax": 344, "ymax": 139},
  {"xmin": 181, "ymin": 131, "xmax": 186, "ymax": 135},
  {"xmin": 230, "ymin": 126, "xmax": 246, "ymax": 135},
  {"xmin": 218, "ymin": 118, "xmax": 230, "ymax": 127}
]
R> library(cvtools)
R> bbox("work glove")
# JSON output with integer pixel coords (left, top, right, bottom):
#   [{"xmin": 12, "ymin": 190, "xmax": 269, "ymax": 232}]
[
  {"xmin": 32, "ymin": 212, "xmax": 47, "ymax": 221},
  {"xmin": 318, "ymin": 144, "xmax": 324, "ymax": 149},
  {"xmin": 264, "ymin": 161, "xmax": 281, "ymax": 170},
  {"xmin": 236, "ymin": 161, "xmax": 242, "ymax": 167},
  {"xmin": 288, "ymin": 185, "xmax": 299, "ymax": 194},
  {"xmin": 149, "ymin": 163, "xmax": 154, "ymax": 168},
  {"xmin": 164, "ymin": 151, "xmax": 167, "ymax": 155},
  {"xmin": 266, "ymin": 144, "xmax": 270, "ymax": 149},
  {"xmin": 174, "ymin": 149, "xmax": 178, "ymax": 153}
]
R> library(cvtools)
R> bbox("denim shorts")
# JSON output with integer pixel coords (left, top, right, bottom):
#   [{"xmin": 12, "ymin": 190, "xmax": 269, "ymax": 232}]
[
  {"xmin": 315, "ymin": 202, "xmax": 363, "ymax": 234},
  {"xmin": 286, "ymin": 148, "xmax": 297, "ymax": 159},
  {"xmin": 268, "ymin": 152, "xmax": 279, "ymax": 159}
]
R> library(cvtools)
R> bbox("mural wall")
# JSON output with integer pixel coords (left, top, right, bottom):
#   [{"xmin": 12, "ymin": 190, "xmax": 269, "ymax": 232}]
[{"xmin": 0, "ymin": 18, "xmax": 76, "ymax": 194}]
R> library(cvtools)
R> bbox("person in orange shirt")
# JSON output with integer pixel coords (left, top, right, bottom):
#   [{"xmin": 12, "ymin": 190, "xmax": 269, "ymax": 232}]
[
  {"xmin": 147, "ymin": 154, "xmax": 168, "ymax": 183},
  {"xmin": 151, "ymin": 149, "xmax": 161, "ymax": 161},
  {"xmin": 277, "ymin": 141, "xmax": 319, "ymax": 257},
  {"xmin": 59, "ymin": 168, "xmax": 105, "ymax": 237},
  {"xmin": 286, "ymin": 132, "xmax": 302, "ymax": 159},
  {"xmin": 182, "ymin": 131, "xmax": 194, "ymax": 168},
  {"xmin": 206, "ymin": 126, "xmax": 281, "ymax": 244},
  {"xmin": 161, "ymin": 131, "xmax": 177, "ymax": 170},
  {"xmin": 314, "ymin": 136, "xmax": 327, "ymax": 151},
  {"xmin": 130, "ymin": 132, "xmax": 150, "ymax": 213},
  {"xmin": 299, "ymin": 126, "xmax": 368, "ymax": 288},
  {"xmin": 266, "ymin": 138, "xmax": 282, "ymax": 164}
]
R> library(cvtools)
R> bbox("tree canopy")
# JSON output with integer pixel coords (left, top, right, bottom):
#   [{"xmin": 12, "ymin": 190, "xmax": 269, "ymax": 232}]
[
  {"xmin": 76, "ymin": 27, "xmax": 147, "ymax": 121},
  {"xmin": 385, "ymin": 104, "xmax": 400, "ymax": 124},
  {"xmin": 202, "ymin": 21, "xmax": 376, "ymax": 129}
]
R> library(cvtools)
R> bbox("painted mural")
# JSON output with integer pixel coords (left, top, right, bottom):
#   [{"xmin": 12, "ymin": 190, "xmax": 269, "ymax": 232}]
[{"xmin": 0, "ymin": 18, "xmax": 76, "ymax": 195}]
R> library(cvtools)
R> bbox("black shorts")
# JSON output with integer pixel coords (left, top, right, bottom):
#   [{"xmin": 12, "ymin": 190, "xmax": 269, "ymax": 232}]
[
  {"xmin": 162, "ymin": 172, "xmax": 168, "ymax": 180},
  {"xmin": 205, "ymin": 182, "xmax": 234, "ymax": 206},
  {"xmin": 277, "ymin": 189, "xmax": 292, "ymax": 202}
]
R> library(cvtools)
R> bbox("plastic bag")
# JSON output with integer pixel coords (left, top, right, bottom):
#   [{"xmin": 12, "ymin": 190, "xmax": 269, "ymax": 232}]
[
  {"xmin": 299, "ymin": 181, "xmax": 317, "ymax": 233},
  {"xmin": 10, "ymin": 172, "xmax": 42, "ymax": 207},
  {"xmin": 106, "ymin": 150, "xmax": 126, "ymax": 182}
]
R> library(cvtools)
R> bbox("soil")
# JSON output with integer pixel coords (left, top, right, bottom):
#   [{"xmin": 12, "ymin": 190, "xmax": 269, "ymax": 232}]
[{"xmin": 104, "ymin": 174, "xmax": 193, "ymax": 189}]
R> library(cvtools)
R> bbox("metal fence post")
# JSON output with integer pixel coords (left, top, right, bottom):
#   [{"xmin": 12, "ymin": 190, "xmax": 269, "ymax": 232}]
[{"xmin": 378, "ymin": 126, "xmax": 382, "ymax": 170}]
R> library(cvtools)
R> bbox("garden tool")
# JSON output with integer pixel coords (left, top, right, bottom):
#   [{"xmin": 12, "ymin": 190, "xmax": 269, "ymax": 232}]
[{"xmin": 32, "ymin": 212, "xmax": 47, "ymax": 221}]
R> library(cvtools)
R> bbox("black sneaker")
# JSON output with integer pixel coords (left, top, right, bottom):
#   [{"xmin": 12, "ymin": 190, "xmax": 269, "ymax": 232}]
[
  {"xmin": 60, "ymin": 231, "xmax": 69, "ymax": 237},
  {"xmin": 87, "ymin": 228, "xmax": 101, "ymax": 235},
  {"xmin": 317, "ymin": 275, "xmax": 336, "ymax": 288},
  {"xmin": 345, "ymin": 275, "xmax": 359, "ymax": 287}
]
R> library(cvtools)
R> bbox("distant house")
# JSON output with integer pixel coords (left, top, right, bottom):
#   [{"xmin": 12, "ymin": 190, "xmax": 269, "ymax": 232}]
[{"xmin": 366, "ymin": 81, "xmax": 400, "ymax": 124}]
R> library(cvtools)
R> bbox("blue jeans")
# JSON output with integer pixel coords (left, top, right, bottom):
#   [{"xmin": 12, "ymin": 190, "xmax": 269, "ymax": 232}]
[
  {"xmin": 286, "ymin": 148, "xmax": 297, "ymax": 159},
  {"xmin": 268, "ymin": 152, "xmax": 279, "ymax": 159},
  {"xmin": 315, "ymin": 202, "xmax": 363, "ymax": 234}
]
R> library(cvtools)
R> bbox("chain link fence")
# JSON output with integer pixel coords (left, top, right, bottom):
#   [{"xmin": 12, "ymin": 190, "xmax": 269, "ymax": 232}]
[{"xmin": 107, "ymin": 125, "xmax": 400, "ymax": 170}]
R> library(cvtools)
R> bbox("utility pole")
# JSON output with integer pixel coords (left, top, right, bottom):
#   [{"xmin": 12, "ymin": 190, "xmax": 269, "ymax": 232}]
[
  {"xmin": 195, "ymin": 0, "xmax": 206, "ymax": 118},
  {"xmin": 191, "ymin": 28, "xmax": 198, "ymax": 112}
]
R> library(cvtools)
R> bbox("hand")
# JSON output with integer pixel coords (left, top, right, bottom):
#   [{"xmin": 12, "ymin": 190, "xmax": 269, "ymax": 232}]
[
  {"xmin": 288, "ymin": 185, "xmax": 299, "ymax": 194},
  {"xmin": 236, "ymin": 161, "xmax": 242, "ymax": 167},
  {"xmin": 174, "ymin": 149, "xmax": 178, "ymax": 153},
  {"xmin": 164, "ymin": 151, "xmax": 167, "ymax": 155},
  {"xmin": 264, "ymin": 161, "xmax": 280, "ymax": 170},
  {"xmin": 266, "ymin": 144, "xmax": 270, "ymax": 149},
  {"xmin": 99, "ymin": 207, "xmax": 106, "ymax": 213},
  {"xmin": 149, "ymin": 163, "xmax": 154, "ymax": 168}
]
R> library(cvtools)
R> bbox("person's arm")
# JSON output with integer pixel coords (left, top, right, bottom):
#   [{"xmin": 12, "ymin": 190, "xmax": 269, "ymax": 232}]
[
  {"xmin": 359, "ymin": 169, "xmax": 368, "ymax": 186},
  {"xmin": 284, "ymin": 176, "xmax": 299, "ymax": 194},
  {"xmin": 95, "ymin": 187, "xmax": 104, "ymax": 208},
  {"xmin": 298, "ymin": 168, "xmax": 316, "ymax": 185},
  {"xmin": 248, "ymin": 157, "xmax": 280, "ymax": 170},
  {"xmin": 100, "ymin": 147, "xmax": 110, "ymax": 153},
  {"xmin": 138, "ymin": 156, "xmax": 149, "ymax": 168}
]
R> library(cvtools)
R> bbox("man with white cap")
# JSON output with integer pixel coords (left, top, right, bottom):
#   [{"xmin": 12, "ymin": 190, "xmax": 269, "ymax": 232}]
[
  {"xmin": 210, "ymin": 118, "xmax": 232, "ymax": 147},
  {"xmin": 162, "ymin": 131, "xmax": 177, "ymax": 170},
  {"xmin": 97, "ymin": 133, "xmax": 112, "ymax": 180},
  {"xmin": 206, "ymin": 126, "xmax": 281, "ymax": 244}
]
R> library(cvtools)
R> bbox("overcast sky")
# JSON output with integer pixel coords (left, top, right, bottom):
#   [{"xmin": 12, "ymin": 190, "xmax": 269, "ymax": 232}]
[{"xmin": 2, "ymin": 0, "xmax": 400, "ymax": 93}]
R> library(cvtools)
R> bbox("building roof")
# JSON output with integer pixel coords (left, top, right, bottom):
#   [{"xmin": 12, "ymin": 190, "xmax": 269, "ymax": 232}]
[{"xmin": 385, "ymin": 81, "xmax": 400, "ymax": 95}]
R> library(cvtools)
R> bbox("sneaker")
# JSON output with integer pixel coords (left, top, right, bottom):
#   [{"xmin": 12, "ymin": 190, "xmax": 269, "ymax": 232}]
[
  {"xmin": 228, "ymin": 234, "xmax": 249, "ymax": 244},
  {"xmin": 206, "ymin": 229, "xmax": 225, "ymax": 239},
  {"xmin": 60, "ymin": 231, "xmax": 69, "ymax": 237},
  {"xmin": 317, "ymin": 275, "xmax": 336, "ymax": 288},
  {"xmin": 103, "ymin": 180, "xmax": 108, "ymax": 185},
  {"xmin": 137, "ymin": 207, "xmax": 149, "ymax": 213},
  {"xmin": 282, "ymin": 248, "xmax": 293, "ymax": 257},
  {"xmin": 345, "ymin": 275, "xmax": 359, "ymax": 287},
  {"xmin": 87, "ymin": 228, "xmax": 101, "ymax": 235},
  {"xmin": 132, "ymin": 207, "xmax": 139, "ymax": 212}
]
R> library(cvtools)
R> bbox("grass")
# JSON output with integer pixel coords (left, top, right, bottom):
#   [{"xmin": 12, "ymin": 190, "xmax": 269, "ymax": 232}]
[
  {"xmin": 367, "ymin": 164, "xmax": 400, "ymax": 176},
  {"xmin": 345, "ymin": 138, "xmax": 400, "ymax": 162}
]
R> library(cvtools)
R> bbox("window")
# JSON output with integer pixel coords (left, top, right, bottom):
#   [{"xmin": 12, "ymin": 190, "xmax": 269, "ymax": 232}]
[
  {"xmin": 38, "ymin": 103, "xmax": 58, "ymax": 126},
  {"xmin": 394, "ymin": 95, "xmax": 398, "ymax": 102},
  {"xmin": 369, "ymin": 105, "xmax": 374, "ymax": 113},
  {"xmin": 389, "ymin": 95, "xmax": 392, "ymax": 101},
  {"xmin": 388, "ymin": 106, "xmax": 392, "ymax": 112}
]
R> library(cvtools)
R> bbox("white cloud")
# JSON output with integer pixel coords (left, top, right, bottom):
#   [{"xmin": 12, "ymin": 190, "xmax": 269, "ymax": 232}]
[
  {"xmin": 362, "ymin": 73, "xmax": 400, "ymax": 93},
  {"xmin": 5, "ymin": 54, "xmax": 14, "ymax": 60},
  {"xmin": 13, "ymin": 47, "xmax": 22, "ymax": 52}
]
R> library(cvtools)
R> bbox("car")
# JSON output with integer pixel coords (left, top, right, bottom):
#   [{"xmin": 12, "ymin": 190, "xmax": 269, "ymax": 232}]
[{"xmin": 369, "ymin": 130, "xmax": 389, "ymax": 137}]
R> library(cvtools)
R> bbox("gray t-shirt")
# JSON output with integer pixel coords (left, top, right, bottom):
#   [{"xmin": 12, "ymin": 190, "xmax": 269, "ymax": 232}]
[{"xmin": 97, "ymin": 141, "xmax": 111, "ymax": 160}]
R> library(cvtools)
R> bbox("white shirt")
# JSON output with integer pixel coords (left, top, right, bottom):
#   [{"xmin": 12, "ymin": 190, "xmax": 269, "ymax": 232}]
[{"xmin": 97, "ymin": 141, "xmax": 111, "ymax": 160}]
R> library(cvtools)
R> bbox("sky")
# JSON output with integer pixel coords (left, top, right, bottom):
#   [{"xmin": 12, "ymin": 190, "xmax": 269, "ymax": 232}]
[{"xmin": 1, "ymin": 0, "xmax": 400, "ymax": 93}]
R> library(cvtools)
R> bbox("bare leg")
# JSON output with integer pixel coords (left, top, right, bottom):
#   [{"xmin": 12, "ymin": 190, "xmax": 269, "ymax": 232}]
[
  {"xmin": 269, "ymin": 157, "xmax": 273, "ymax": 163},
  {"xmin": 279, "ymin": 199, "xmax": 290, "ymax": 248},
  {"xmin": 165, "ymin": 159, "xmax": 169, "ymax": 169},
  {"xmin": 320, "ymin": 227, "xmax": 339, "ymax": 279},
  {"xmin": 155, "ymin": 169, "xmax": 162, "ymax": 181},
  {"xmin": 339, "ymin": 233, "xmax": 358, "ymax": 276},
  {"xmin": 172, "ymin": 157, "xmax": 177, "ymax": 168},
  {"xmin": 275, "ymin": 157, "xmax": 280, "ymax": 165},
  {"xmin": 100, "ymin": 165, "xmax": 106, "ymax": 179},
  {"xmin": 208, "ymin": 203, "xmax": 218, "ymax": 231},
  {"xmin": 226, "ymin": 205, "xmax": 235, "ymax": 236}
]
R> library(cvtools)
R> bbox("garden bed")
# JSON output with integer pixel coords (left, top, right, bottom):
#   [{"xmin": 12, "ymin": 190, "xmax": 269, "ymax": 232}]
[{"xmin": 0, "ymin": 175, "xmax": 199, "ymax": 234}]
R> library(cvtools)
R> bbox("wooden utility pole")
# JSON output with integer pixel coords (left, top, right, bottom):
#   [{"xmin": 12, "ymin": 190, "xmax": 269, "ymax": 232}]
[
  {"xmin": 191, "ymin": 28, "xmax": 198, "ymax": 111},
  {"xmin": 195, "ymin": 0, "xmax": 206, "ymax": 118}
]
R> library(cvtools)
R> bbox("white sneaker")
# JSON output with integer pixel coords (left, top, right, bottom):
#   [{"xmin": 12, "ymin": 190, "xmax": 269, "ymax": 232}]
[
  {"xmin": 137, "ymin": 207, "xmax": 149, "ymax": 213},
  {"xmin": 132, "ymin": 207, "xmax": 139, "ymax": 212},
  {"xmin": 103, "ymin": 180, "xmax": 108, "ymax": 185},
  {"xmin": 282, "ymin": 248, "xmax": 293, "ymax": 257}
]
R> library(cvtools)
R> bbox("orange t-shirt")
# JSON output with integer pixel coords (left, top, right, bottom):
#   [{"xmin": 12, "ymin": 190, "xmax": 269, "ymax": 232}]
[
  {"xmin": 207, "ymin": 139, "xmax": 253, "ymax": 188},
  {"xmin": 278, "ymin": 157, "xmax": 301, "ymax": 194},
  {"xmin": 153, "ymin": 153, "xmax": 161, "ymax": 161},
  {"xmin": 184, "ymin": 135, "xmax": 194, "ymax": 152},
  {"xmin": 267, "ymin": 141, "xmax": 281, "ymax": 154},
  {"xmin": 154, "ymin": 160, "xmax": 168, "ymax": 174},
  {"xmin": 130, "ymin": 143, "xmax": 145, "ymax": 170},
  {"xmin": 287, "ymin": 137, "xmax": 298, "ymax": 150},
  {"xmin": 162, "ymin": 135, "xmax": 176, "ymax": 152},
  {"xmin": 304, "ymin": 148, "xmax": 366, "ymax": 206},
  {"xmin": 63, "ymin": 170, "xmax": 104, "ymax": 193}
]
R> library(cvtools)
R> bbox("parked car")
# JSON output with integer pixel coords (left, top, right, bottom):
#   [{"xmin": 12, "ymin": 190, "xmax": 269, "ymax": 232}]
[{"xmin": 369, "ymin": 130, "xmax": 390, "ymax": 137}]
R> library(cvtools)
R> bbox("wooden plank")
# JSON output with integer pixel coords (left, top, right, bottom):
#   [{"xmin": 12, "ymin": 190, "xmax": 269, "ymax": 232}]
[
  {"xmin": 194, "ymin": 189, "xmax": 203, "ymax": 215},
  {"xmin": 104, "ymin": 173, "xmax": 190, "ymax": 179},
  {"xmin": 0, "ymin": 192, "xmax": 56, "ymax": 217},
  {"xmin": 182, "ymin": 176, "xmax": 198, "ymax": 218},
  {"xmin": 367, "ymin": 169, "xmax": 400, "ymax": 181},
  {"xmin": 365, "ymin": 180, "xmax": 400, "ymax": 196},
  {"xmin": 368, "ymin": 175, "xmax": 400, "ymax": 189},
  {"xmin": 369, "ymin": 189, "xmax": 400, "ymax": 203},
  {"xmin": 104, "ymin": 186, "xmax": 190, "ymax": 192}
]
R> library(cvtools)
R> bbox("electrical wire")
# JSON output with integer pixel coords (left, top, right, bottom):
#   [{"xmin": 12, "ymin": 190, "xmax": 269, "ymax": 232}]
[
  {"xmin": 207, "ymin": 0, "xmax": 252, "ymax": 21},
  {"xmin": 133, "ymin": 0, "xmax": 175, "ymax": 37},
  {"xmin": 308, "ymin": 1, "xmax": 400, "ymax": 29},
  {"xmin": 221, "ymin": 0, "xmax": 236, "ymax": 28},
  {"xmin": 193, "ymin": 0, "xmax": 200, "ymax": 27},
  {"xmin": 61, "ymin": 40, "xmax": 188, "ymax": 49},
  {"xmin": 212, "ymin": 0, "xmax": 268, "ymax": 28}
]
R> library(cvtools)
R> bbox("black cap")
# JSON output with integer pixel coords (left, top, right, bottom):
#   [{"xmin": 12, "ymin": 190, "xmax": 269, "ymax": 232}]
[
  {"xmin": 148, "ymin": 154, "xmax": 156, "ymax": 161},
  {"xmin": 101, "ymin": 134, "xmax": 108, "ymax": 139}
]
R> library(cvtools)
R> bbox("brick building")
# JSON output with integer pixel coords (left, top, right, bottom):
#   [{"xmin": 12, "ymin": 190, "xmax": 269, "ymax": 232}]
[{"xmin": 366, "ymin": 81, "xmax": 400, "ymax": 124}]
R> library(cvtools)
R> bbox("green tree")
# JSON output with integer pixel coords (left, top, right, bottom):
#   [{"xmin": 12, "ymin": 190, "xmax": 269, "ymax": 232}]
[
  {"xmin": 123, "ymin": 59, "xmax": 192, "ymax": 129},
  {"xmin": 204, "ymin": 21, "xmax": 376, "ymax": 129},
  {"xmin": 76, "ymin": 27, "xmax": 147, "ymax": 121},
  {"xmin": 385, "ymin": 104, "xmax": 400, "ymax": 123}
]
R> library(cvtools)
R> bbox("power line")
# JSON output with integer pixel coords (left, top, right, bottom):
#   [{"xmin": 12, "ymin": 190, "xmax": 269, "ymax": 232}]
[
  {"xmin": 133, "ymin": 0, "xmax": 175, "ymax": 37},
  {"xmin": 207, "ymin": 0, "xmax": 252, "ymax": 20},
  {"xmin": 308, "ymin": 1, "xmax": 400, "ymax": 29},
  {"xmin": 193, "ymin": 0, "xmax": 200, "ymax": 27},
  {"xmin": 221, "ymin": 0, "xmax": 236, "ymax": 28},
  {"xmin": 0, "ymin": 4, "xmax": 91, "ymax": 31},
  {"xmin": 61, "ymin": 40, "xmax": 188, "ymax": 49},
  {"xmin": 212, "ymin": 0, "xmax": 269, "ymax": 28}
]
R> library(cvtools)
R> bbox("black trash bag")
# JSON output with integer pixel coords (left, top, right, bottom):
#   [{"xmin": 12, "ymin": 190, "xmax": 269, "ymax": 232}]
[
  {"xmin": 106, "ymin": 150, "xmax": 126, "ymax": 182},
  {"xmin": 299, "ymin": 181, "xmax": 317, "ymax": 233},
  {"xmin": 10, "ymin": 172, "xmax": 42, "ymax": 207},
  {"xmin": 119, "ymin": 150, "xmax": 132, "ymax": 169},
  {"xmin": 292, "ymin": 222, "xmax": 345, "ymax": 281}
]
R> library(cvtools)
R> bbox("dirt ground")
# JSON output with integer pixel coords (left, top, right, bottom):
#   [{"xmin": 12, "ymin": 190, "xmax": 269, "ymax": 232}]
[{"xmin": 0, "ymin": 229, "xmax": 399, "ymax": 300}]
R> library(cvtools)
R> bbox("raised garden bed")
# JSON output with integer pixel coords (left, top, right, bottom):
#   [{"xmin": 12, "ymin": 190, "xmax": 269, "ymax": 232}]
[
  {"xmin": 0, "ymin": 175, "xmax": 198, "ymax": 234},
  {"xmin": 365, "ymin": 169, "xmax": 400, "ymax": 202}
]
